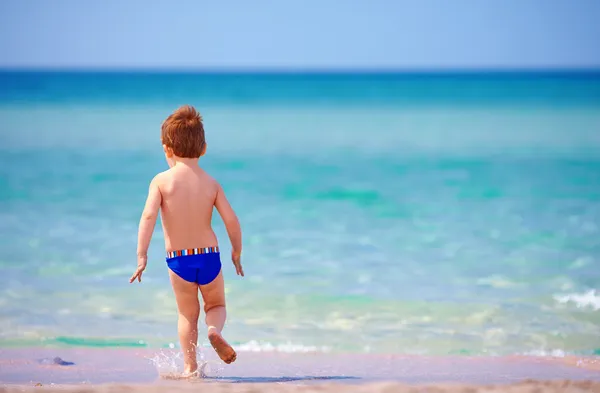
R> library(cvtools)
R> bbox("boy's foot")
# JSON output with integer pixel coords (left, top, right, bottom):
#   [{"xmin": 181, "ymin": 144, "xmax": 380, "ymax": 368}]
[
  {"xmin": 208, "ymin": 330, "xmax": 237, "ymax": 364},
  {"xmin": 181, "ymin": 369, "xmax": 199, "ymax": 379},
  {"xmin": 162, "ymin": 369, "xmax": 199, "ymax": 380},
  {"xmin": 183, "ymin": 363, "xmax": 198, "ymax": 376}
]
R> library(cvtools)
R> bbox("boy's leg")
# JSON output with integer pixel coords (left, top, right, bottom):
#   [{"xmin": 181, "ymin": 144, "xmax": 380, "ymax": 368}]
[
  {"xmin": 168, "ymin": 270, "xmax": 200, "ymax": 374},
  {"xmin": 199, "ymin": 271, "xmax": 237, "ymax": 364}
]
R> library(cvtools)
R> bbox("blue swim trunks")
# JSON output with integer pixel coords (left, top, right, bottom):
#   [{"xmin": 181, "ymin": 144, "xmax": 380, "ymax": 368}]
[{"xmin": 166, "ymin": 247, "xmax": 222, "ymax": 285}]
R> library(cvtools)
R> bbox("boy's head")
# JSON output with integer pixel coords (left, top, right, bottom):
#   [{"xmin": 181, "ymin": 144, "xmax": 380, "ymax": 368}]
[{"xmin": 161, "ymin": 105, "xmax": 206, "ymax": 159}]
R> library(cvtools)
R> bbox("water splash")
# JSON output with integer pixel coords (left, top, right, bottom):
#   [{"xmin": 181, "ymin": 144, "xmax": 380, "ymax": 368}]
[{"xmin": 145, "ymin": 347, "xmax": 224, "ymax": 379}]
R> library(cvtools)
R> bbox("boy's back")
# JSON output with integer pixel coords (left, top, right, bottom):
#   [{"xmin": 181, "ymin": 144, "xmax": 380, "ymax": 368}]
[{"xmin": 159, "ymin": 164, "xmax": 219, "ymax": 251}]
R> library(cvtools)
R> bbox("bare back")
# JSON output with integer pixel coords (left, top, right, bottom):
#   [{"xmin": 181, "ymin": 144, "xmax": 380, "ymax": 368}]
[{"xmin": 158, "ymin": 164, "xmax": 219, "ymax": 251}]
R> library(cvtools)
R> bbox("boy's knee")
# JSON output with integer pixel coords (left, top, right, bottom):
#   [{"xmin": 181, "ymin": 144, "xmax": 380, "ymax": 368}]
[
  {"xmin": 178, "ymin": 308, "xmax": 200, "ymax": 321},
  {"xmin": 204, "ymin": 301, "xmax": 225, "ymax": 314}
]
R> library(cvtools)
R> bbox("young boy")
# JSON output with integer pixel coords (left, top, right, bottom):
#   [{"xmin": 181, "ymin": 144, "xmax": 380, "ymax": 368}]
[{"xmin": 129, "ymin": 105, "xmax": 244, "ymax": 375}]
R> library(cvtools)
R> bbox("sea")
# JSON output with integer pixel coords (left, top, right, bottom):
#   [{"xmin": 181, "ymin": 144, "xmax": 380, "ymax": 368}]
[{"xmin": 0, "ymin": 70, "xmax": 599, "ymax": 358}]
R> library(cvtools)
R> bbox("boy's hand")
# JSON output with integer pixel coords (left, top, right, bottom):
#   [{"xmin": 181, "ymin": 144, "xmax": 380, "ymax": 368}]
[
  {"xmin": 130, "ymin": 254, "xmax": 148, "ymax": 283},
  {"xmin": 232, "ymin": 252, "xmax": 244, "ymax": 277}
]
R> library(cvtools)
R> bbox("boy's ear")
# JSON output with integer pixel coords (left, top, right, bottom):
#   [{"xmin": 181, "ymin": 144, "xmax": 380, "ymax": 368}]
[
  {"xmin": 201, "ymin": 143, "xmax": 207, "ymax": 157},
  {"xmin": 163, "ymin": 144, "xmax": 173, "ymax": 157}
]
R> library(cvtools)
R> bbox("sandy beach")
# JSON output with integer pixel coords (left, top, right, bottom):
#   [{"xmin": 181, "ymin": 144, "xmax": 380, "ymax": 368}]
[
  {"xmin": 1, "ymin": 348, "xmax": 599, "ymax": 392},
  {"xmin": 2, "ymin": 380, "xmax": 600, "ymax": 393}
]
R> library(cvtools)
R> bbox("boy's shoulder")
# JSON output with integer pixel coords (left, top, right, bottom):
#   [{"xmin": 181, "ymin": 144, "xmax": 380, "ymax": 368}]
[
  {"xmin": 149, "ymin": 169, "xmax": 171, "ymax": 187},
  {"xmin": 149, "ymin": 168, "xmax": 222, "ymax": 191},
  {"xmin": 151, "ymin": 168, "xmax": 220, "ymax": 185}
]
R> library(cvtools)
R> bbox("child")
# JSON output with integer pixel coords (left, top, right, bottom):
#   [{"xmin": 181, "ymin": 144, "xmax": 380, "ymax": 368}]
[{"xmin": 129, "ymin": 105, "xmax": 244, "ymax": 375}]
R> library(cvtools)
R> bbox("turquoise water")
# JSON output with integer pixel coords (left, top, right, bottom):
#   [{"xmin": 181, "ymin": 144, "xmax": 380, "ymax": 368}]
[{"xmin": 1, "ymin": 71, "xmax": 599, "ymax": 356}]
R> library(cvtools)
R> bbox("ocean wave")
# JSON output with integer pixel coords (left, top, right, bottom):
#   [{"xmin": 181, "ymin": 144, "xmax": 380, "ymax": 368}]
[
  {"xmin": 554, "ymin": 289, "xmax": 600, "ymax": 311},
  {"xmin": 522, "ymin": 349, "xmax": 567, "ymax": 357},
  {"xmin": 233, "ymin": 340, "xmax": 331, "ymax": 353}
]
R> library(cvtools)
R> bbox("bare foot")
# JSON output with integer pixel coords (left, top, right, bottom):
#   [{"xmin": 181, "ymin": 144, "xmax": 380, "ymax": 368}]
[
  {"xmin": 183, "ymin": 363, "xmax": 198, "ymax": 375},
  {"xmin": 208, "ymin": 330, "xmax": 237, "ymax": 364},
  {"xmin": 162, "ymin": 370, "xmax": 199, "ymax": 380}
]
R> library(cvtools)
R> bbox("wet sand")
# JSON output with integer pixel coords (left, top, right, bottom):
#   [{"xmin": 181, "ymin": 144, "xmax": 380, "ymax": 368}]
[
  {"xmin": 2, "ymin": 380, "xmax": 600, "ymax": 393},
  {"xmin": 0, "ymin": 348, "xmax": 599, "ymax": 392}
]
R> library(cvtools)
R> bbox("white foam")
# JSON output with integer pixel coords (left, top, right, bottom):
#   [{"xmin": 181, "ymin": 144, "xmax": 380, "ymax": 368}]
[
  {"xmin": 554, "ymin": 289, "xmax": 600, "ymax": 311},
  {"xmin": 523, "ymin": 349, "xmax": 567, "ymax": 358},
  {"xmin": 233, "ymin": 340, "xmax": 330, "ymax": 353}
]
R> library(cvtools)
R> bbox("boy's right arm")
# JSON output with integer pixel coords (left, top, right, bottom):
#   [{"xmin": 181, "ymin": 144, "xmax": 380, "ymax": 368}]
[{"xmin": 214, "ymin": 182, "xmax": 244, "ymax": 276}]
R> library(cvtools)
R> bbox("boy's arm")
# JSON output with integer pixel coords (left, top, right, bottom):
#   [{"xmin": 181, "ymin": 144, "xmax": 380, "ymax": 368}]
[
  {"xmin": 130, "ymin": 175, "xmax": 162, "ymax": 283},
  {"xmin": 214, "ymin": 182, "xmax": 243, "ymax": 276}
]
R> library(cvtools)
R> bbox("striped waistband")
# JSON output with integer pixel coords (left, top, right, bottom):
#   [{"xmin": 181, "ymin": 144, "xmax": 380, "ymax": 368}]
[{"xmin": 166, "ymin": 246, "xmax": 219, "ymax": 259}]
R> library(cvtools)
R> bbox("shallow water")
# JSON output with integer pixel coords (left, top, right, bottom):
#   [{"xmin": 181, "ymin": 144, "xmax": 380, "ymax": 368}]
[{"xmin": 1, "ymin": 72, "xmax": 599, "ymax": 357}]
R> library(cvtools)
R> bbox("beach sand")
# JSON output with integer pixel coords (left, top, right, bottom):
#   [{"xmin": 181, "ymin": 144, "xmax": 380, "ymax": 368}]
[
  {"xmin": 1, "ymin": 348, "xmax": 599, "ymax": 392},
  {"xmin": 3, "ymin": 380, "xmax": 600, "ymax": 393}
]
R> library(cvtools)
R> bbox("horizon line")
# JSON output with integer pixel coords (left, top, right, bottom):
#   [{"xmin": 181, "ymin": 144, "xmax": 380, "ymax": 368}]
[{"xmin": 1, "ymin": 66, "xmax": 600, "ymax": 75}]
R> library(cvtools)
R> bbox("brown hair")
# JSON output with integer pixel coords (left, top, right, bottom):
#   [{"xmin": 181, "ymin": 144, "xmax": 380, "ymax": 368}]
[{"xmin": 161, "ymin": 105, "xmax": 206, "ymax": 158}]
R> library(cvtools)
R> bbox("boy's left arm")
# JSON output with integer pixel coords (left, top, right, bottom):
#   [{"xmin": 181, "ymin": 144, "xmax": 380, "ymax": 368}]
[{"xmin": 130, "ymin": 175, "xmax": 162, "ymax": 283}]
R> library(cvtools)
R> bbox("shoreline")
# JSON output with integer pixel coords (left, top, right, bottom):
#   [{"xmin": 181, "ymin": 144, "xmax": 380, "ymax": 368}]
[{"xmin": 0, "ymin": 348, "xmax": 598, "ymax": 388}]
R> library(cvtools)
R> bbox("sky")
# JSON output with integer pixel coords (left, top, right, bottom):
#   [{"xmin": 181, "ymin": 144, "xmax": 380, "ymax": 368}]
[{"xmin": 0, "ymin": 0, "xmax": 599, "ymax": 70}]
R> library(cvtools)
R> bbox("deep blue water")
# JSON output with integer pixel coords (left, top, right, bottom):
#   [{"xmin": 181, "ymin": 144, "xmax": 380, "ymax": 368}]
[{"xmin": 1, "ymin": 70, "xmax": 600, "ymax": 106}]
